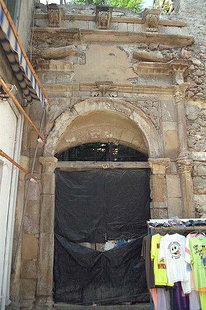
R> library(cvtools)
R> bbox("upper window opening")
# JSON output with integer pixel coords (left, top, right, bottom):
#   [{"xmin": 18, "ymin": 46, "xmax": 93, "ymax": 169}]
[{"xmin": 55, "ymin": 142, "xmax": 148, "ymax": 162}]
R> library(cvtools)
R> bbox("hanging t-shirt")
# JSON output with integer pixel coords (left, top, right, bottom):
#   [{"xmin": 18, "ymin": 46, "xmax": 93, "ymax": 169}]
[
  {"xmin": 189, "ymin": 236, "xmax": 206, "ymax": 290},
  {"xmin": 159, "ymin": 234, "xmax": 189, "ymax": 284},
  {"xmin": 151, "ymin": 234, "xmax": 173, "ymax": 286}
]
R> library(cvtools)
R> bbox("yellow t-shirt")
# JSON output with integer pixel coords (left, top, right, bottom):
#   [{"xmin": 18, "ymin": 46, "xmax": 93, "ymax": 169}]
[{"xmin": 151, "ymin": 234, "xmax": 173, "ymax": 286}]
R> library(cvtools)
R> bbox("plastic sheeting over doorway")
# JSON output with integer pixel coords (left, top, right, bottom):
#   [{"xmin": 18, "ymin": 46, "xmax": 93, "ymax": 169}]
[{"xmin": 54, "ymin": 169, "xmax": 150, "ymax": 305}]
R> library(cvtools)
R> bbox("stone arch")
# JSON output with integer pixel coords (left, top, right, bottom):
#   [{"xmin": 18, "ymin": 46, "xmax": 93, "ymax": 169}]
[{"xmin": 44, "ymin": 98, "xmax": 163, "ymax": 158}]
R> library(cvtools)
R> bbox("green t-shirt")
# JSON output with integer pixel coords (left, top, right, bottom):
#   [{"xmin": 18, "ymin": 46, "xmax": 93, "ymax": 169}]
[
  {"xmin": 189, "ymin": 237, "xmax": 206, "ymax": 289},
  {"xmin": 151, "ymin": 234, "xmax": 173, "ymax": 286}
]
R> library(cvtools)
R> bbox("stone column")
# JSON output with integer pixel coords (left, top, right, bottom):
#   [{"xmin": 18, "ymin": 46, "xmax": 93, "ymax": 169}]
[
  {"xmin": 170, "ymin": 60, "xmax": 194, "ymax": 218},
  {"xmin": 149, "ymin": 158, "xmax": 170, "ymax": 219},
  {"xmin": 36, "ymin": 157, "xmax": 57, "ymax": 310},
  {"xmin": 177, "ymin": 158, "xmax": 194, "ymax": 218}
]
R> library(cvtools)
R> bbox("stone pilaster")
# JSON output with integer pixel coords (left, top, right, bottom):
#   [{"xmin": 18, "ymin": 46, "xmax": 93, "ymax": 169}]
[
  {"xmin": 177, "ymin": 158, "xmax": 194, "ymax": 218},
  {"xmin": 36, "ymin": 157, "xmax": 57, "ymax": 310},
  {"xmin": 149, "ymin": 158, "xmax": 170, "ymax": 218}
]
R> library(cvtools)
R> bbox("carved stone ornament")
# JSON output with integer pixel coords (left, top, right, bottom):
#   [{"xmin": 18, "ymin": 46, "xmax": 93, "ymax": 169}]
[
  {"xmin": 96, "ymin": 6, "xmax": 113, "ymax": 29},
  {"xmin": 176, "ymin": 158, "xmax": 193, "ymax": 174},
  {"xmin": 142, "ymin": 9, "xmax": 161, "ymax": 32},
  {"xmin": 91, "ymin": 81, "xmax": 118, "ymax": 97},
  {"xmin": 174, "ymin": 84, "xmax": 189, "ymax": 103},
  {"xmin": 47, "ymin": 3, "xmax": 62, "ymax": 27}
]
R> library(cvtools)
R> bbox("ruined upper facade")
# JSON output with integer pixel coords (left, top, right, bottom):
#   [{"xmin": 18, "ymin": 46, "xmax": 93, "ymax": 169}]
[{"xmin": 9, "ymin": 1, "xmax": 206, "ymax": 309}]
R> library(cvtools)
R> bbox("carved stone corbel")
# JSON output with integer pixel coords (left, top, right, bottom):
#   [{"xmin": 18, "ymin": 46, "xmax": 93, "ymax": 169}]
[
  {"xmin": 170, "ymin": 60, "xmax": 192, "ymax": 84},
  {"xmin": 142, "ymin": 9, "xmax": 161, "ymax": 32},
  {"xmin": 149, "ymin": 158, "xmax": 170, "ymax": 175},
  {"xmin": 96, "ymin": 6, "xmax": 113, "ymax": 29},
  {"xmin": 47, "ymin": 3, "xmax": 63, "ymax": 27}
]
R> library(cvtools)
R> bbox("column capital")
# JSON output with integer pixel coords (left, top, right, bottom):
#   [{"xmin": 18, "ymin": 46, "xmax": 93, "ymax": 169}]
[
  {"xmin": 176, "ymin": 158, "xmax": 193, "ymax": 174},
  {"xmin": 39, "ymin": 156, "xmax": 58, "ymax": 173},
  {"xmin": 170, "ymin": 60, "xmax": 192, "ymax": 85},
  {"xmin": 149, "ymin": 158, "xmax": 170, "ymax": 174}
]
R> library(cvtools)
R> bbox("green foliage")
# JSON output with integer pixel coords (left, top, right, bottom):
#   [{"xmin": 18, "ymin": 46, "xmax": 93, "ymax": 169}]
[{"xmin": 70, "ymin": 0, "xmax": 142, "ymax": 12}]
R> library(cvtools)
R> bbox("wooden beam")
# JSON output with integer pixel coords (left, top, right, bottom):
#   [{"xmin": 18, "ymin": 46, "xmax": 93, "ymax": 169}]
[
  {"xmin": 0, "ymin": 0, "xmax": 50, "ymax": 105},
  {"xmin": 56, "ymin": 161, "xmax": 150, "ymax": 171},
  {"xmin": 0, "ymin": 77, "xmax": 45, "ymax": 141},
  {"xmin": 0, "ymin": 149, "xmax": 37, "ymax": 181}
]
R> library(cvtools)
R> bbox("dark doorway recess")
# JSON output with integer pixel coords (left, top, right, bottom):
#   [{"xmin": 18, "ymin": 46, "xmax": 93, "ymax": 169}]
[
  {"xmin": 54, "ymin": 169, "xmax": 150, "ymax": 305},
  {"xmin": 55, "ymin": 142, "xmax": 148, "ymax": 162}
]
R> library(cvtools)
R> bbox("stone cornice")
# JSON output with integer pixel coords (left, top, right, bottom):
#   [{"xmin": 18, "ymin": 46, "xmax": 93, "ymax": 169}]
[
  {"xmin": 33, "ymin": 28, "xmax": 194, "ymax": 47},
  {"xmin": 45, "ymin": 82, "xmax": 175, "ymax": 95},
  {"xmin": 34, "ymin": 13, "xmax": 187, "ymax": 27}
]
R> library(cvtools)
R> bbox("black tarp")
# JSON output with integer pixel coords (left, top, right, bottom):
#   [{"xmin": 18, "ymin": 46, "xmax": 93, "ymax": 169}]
[
  {"xmin": 54, "ymin": 169, "xmax": 150, "ymax": 304},
  {"xmin": 54, "ymin": 234, "xmax": 149, "ymax": 305},
  {"xmin": 55, "ymin": 169, "xmax": 150, "ymax": 243}
]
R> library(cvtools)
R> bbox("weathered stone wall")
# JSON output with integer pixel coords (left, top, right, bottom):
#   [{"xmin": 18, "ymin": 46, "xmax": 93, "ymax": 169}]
[{"xmin": 175, "ymin": 0, "xmax": 206, "ymax": 217}]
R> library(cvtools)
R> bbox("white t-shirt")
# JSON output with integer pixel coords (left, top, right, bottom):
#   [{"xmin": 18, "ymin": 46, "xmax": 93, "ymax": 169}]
[{"xmin": 159, "ymin": 233, "xmax": 189, "ymax": 284}]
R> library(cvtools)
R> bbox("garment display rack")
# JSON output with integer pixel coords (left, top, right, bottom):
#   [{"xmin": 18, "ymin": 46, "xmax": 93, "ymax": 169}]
[{"xmin": 147, "ymin": 218, "xmax": 206, "ymax": 310}]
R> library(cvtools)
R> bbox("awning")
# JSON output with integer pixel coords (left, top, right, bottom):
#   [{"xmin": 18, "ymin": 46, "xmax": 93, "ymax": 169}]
[{"xmin": 0, "ymin": 1, "xmax": 49, "ymax": 106}]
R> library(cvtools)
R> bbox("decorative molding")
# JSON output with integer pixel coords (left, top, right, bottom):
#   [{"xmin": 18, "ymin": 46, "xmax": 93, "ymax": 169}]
[
  {"xmin": 142, "ymin": 9, "xmax": 161, "ymax": 32},
  {"xmin": 132, "ymin": 98, "xmax": 161, "ymax": 130},
  {"xmin": 95, "ymin": 6, "xmax": 113, "ymax": 29},
  {"xmin": 149, "ymin": 158, "xmax": 170, "ymax": 174}
]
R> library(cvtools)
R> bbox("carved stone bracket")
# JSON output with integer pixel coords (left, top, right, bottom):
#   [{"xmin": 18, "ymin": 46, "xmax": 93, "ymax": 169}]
[
  {"xmin": 170, "ymin": 60, "xmax": 192, "ymax": 84},
  {"xmin": 47, "ymin": 3, "xmax": 63, "ymax": 27},
  {"xmin": 149, "ymin": 158, "xmax": 170, "ymax": 174},
  {"xmin": 91, "ymin": 81, "xmax": 118, "ymax": 97},
  {"xmin": 142, "ymin": 9, "xmax": 161, "ymax": 32},
  {"xmin": 96, "ymin": 6, "xmax": 113, "ymax": 29}
]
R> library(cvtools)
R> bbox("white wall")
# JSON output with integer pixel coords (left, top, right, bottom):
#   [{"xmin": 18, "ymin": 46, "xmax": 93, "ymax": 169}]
[{"xmin": 0, "ymin": 100, "xmax": 23, "ymax": 310}]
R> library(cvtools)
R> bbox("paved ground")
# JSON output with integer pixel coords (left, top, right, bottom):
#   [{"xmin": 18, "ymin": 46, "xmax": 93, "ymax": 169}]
[{"xmin": 54, "ymin": 304, "xmax": 151, "ymax": 310}]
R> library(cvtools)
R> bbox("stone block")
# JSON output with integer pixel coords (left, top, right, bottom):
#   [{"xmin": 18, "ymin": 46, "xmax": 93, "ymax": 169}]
[
  {"xmin": 161, "ymin": 100, "xmax": 176, "ymax": 122},
  {"xmin": 118, "ymin": 22, "xmax": 128, "ymax": 32},
  {"xmin": 193, "ymin": 163, "xmax": 206, "ymax": 176},
  {"xmin": 168, "ymin": 198, "xmax": 183, "ymax": 217},
  {"xmin": 166, "ymin": 175, "xmax": 181, "ymax": 198},
  {"xmin": 22, "ymin": 234, "xmax": 38, "ymax": 260},
  {"xmin": 193, "ymin": 176, "xmax": 206, "ymax": 194},
  {"xmin": 37, "ymin": 233, "xmax": 54, "ymax": 296},
  {"xmin": 152, "ymin": 208, "xmax": 168, "ymax": 219},
  {"xmin": 41, "ymin": 173, "xmax": 55, "ymax": 194},
  {"xmin": 151, "ymin": 175, "xmax": 167, "ymax": 202},
  {"xmin": 20, "ymin": 279, "xmax": 36, "ymax": 300},
  {"xmin": 27, "ymin": 180, "xmax": 40, "ymax": 201},
  {"xmin": 24, "ymin": 201, "xmax": 40, "ymax": 234},
  {"xmin": 164, "ymin": 130, "xmax": 178, "ymax": 158},
  {"xmin": 21, "ymin": 259, "xmax": 38, "ymax": 279},
  {"xmin": 40, "ymin": 195, "xmax": 55, "ymax": 234},
  {"xmin": 127, "ymin": 23, "xmax": 134, "ymax": 32},
  {"xmin": 194, "ymin": 194, "xmax": 206, "ymax": 216}
]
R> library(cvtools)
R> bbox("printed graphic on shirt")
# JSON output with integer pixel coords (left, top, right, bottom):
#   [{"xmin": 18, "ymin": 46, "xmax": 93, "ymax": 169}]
[
  {"xmin": 168, "ymin": 242, "xmax": 181, "ymax": 259},
  {"xmin": 193, "ymin": 244, "xmax": 206, "ymax": 267}
]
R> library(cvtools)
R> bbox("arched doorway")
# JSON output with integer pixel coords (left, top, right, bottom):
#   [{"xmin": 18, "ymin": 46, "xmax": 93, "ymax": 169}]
[{"xmin": 37, "ymin": 100, "xmax": 168, "ymax": 307}]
